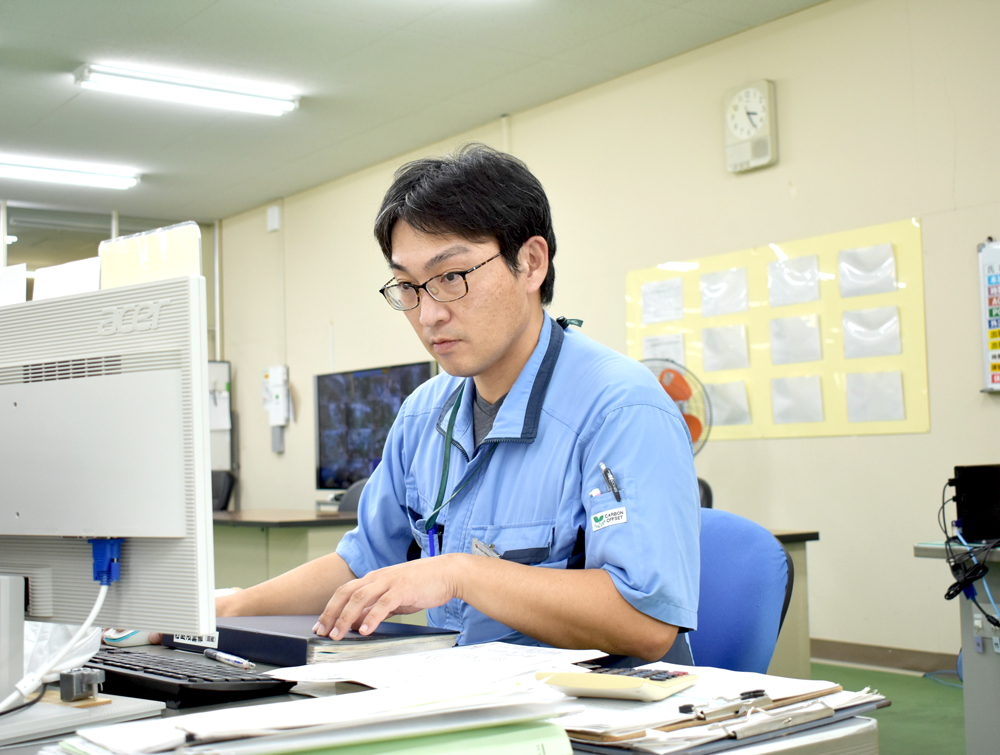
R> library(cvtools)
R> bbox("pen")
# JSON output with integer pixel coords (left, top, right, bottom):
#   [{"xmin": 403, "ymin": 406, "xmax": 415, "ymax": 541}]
[
  {"xmin": 599, "ymin": 462, "xmax": 621, "ymax": 502},
  {"xmin": 204, "ymin": 648, "xmax": 256, "ymax": 670}
]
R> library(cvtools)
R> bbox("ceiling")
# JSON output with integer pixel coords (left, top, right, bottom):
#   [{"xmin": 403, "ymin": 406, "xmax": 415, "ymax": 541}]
[{"xmin": 0, "ymin": 0, "xmax": 827, "ymax": 224}]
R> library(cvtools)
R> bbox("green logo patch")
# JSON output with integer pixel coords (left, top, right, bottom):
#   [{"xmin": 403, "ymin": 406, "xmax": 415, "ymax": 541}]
[{"xmin": 591, "ymin": 507, "xmax": 627, "ymax": 532}]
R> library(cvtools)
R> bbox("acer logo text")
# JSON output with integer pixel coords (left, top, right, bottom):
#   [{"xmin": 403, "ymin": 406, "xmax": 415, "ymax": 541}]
[{"xmin": 97, "ymin": 299, "xmax": 171, "ymax": 336}]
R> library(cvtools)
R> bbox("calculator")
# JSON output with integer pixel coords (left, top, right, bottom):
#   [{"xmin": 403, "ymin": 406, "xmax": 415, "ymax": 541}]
[{"xmin": 536, "ymin": 668, "xmax": 697, "ymax": 702}]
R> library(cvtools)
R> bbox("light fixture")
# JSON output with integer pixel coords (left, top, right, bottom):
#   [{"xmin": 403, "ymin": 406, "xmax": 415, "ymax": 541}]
[
  {"xmin": 4, "ymin": 235, "xmax": 16, "ymax": 244},
  {"xmin": 0, "ymin": 158, "xmax": 139, "ymax": 190},
  {"xmin": 76, "ymin": 64, "xmax": 299, "ymax": 116}
]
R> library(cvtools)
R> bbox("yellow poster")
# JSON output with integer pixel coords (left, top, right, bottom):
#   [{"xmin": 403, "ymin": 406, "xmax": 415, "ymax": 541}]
[{"xmin": 626, "ymin": 219, "xmax": 928, "ymax": 439}]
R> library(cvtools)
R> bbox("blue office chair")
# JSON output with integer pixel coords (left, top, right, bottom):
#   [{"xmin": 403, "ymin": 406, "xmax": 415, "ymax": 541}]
[{"xmin": 687, "ymin": 508, "xmax": 793, "ymax": 673}]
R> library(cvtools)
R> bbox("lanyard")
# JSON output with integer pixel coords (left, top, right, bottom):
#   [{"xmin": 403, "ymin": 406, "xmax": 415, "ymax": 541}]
[{"xmin": 425, "ymin": 381, "xmax": 497, "ymax": 556}]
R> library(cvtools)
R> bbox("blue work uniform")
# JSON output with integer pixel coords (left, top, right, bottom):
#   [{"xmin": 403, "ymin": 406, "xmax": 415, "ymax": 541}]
[{"xmin": 337, "ymin": 315, "xmax": 700, "ymax": 647}]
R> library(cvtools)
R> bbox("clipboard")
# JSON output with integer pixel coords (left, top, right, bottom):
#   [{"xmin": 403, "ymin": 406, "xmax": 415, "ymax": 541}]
[
  {"xmin": 570, "ymin": 700, "xmax": 889, "ymax": 755},
  {"xmin": 566, "ymin": 684, "xmax": 842, "ymax": 743}
]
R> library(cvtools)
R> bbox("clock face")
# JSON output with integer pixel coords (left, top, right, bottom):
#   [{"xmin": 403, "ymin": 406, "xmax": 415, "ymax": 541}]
[{"xmin": 726, "ymin": 87, "xmax": 768, "ymax": 140}]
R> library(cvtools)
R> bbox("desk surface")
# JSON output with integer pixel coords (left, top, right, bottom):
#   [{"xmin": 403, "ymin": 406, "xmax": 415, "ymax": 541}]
[
  {"xmin": 770, "ymin": 530, "xmax": 819, "ymax": 544},
  {"xmin": 214, "ymin": 509, "xmax": 358, "ymax": 527},
  {"xmin": 914, "ymin": 540, "xmax": 1000, "ymax": 562},
  {"xmin": 215, "ymin": 510, "xmax": 817, "ymax": 542}
]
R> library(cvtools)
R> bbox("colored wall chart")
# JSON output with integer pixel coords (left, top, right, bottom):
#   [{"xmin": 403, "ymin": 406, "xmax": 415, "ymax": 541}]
[
  {"xmin": 626, "ymin": 219, "xmax": 929, "ymax": 439},
  {"xmin": 979, "ymin": 240, "xmax": 1000, "ymax": 391}
]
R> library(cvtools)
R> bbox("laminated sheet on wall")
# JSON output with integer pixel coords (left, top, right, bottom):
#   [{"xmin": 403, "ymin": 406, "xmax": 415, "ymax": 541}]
[{"xmin": 627, "ymin": 219, "xmax": 928, "ymax": 439}]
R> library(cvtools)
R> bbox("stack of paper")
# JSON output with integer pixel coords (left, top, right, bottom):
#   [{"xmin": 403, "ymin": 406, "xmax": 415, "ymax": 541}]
[
  {"xmin": 267, "ymin": 642, "xmax": 607, "ymax": 691},
  {"xmin": 71, "ymin": 684, "xmax": 580, "ymax": 755}
]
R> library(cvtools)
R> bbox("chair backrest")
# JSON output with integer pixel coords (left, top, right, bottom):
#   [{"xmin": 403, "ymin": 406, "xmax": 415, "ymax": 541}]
[
  {"xmin": 687, "ymin": 508, "xmax": 793, "ymax": 673},
  {"xmin": 697, "ymin": 478, "xmax": 713, "ymax": 508},
  {"xmin": 211, "ymin": 470, "xmax": 236, "ymax": 512}
]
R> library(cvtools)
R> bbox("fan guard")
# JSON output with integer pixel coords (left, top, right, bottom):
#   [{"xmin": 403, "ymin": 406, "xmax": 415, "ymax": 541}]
[{"xmin": 641, "ymin": 359, "xmax": 712, "ymax": 456}]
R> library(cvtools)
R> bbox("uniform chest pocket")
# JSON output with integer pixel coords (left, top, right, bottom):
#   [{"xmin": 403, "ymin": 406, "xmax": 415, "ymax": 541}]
[
  {"xmin": 405, "ymin": 485, "xmax": 433, "ymax": 556},
  {"xmin": 469, "ymin": 521, "xmax": 555, "ymax": 566}
]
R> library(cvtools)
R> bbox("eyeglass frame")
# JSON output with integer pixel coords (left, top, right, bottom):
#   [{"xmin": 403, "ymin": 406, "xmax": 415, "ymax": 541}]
[{"xmin": 378, "ymin": 251, "xmax": 503, "ymax": 311}]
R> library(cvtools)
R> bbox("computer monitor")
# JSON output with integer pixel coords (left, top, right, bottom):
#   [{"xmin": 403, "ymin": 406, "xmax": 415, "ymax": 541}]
[
  {"xmin": 0, "ymin": 275, "xmax": 215, "ymax": 723},
  {"xmin": 315, "ymin": 362, "xmax": 435, "ymax": 490}
]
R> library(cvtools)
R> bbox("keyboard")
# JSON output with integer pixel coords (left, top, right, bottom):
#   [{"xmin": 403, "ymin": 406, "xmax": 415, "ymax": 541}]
[{"xmin": 85, "ymin": 647, "xmax": 296, "ymax": 709}]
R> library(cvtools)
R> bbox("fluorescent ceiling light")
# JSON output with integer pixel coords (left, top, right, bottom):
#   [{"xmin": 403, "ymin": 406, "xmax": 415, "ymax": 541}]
[
  {"xmin": 0, "ymin": 158, "xmax": 139, "ymax": 190},
  {"xmin": 5, "ymin": 235, "xmax": 16, "ymax": 244},
  {"xmin": 76, "ymin": 64, "xmax": 299, "ymax": 116}
]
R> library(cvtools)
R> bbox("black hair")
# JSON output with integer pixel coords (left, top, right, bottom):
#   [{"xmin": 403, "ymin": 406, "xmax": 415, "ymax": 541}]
[{"xmin": 374, "ymin": 143, "xmax": 556, "ymax": 305}]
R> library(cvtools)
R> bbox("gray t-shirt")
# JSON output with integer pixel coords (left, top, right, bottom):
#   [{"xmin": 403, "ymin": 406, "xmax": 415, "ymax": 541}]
[{"xmin": 473, "ymin": 389, "xmax": 507, "ymax": 448}]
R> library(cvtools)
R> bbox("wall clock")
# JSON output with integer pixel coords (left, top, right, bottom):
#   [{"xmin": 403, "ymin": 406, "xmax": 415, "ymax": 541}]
[{"xmin": 724, "ymin": 79, "xmax": 777, "ymax": 173}]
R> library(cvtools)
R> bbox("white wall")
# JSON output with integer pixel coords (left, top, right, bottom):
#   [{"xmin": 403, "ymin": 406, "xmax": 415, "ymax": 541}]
[{"xmin": 220, "ymin": 0, "xmax": 1000, "ymax": 655}]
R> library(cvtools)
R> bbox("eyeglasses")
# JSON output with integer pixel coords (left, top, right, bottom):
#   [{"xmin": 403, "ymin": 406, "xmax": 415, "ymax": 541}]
[{"xmin": 379, "ymin": 252, "xmax": 502, "ymax": 311}]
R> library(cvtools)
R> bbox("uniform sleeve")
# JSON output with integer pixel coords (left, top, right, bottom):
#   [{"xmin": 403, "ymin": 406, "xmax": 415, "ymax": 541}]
[
  {"xmin": 336, "ymin": 416, "xmax": 414, "ymax": 577},
  {"xmin": 580, "ymin": 403, "xmax": 700, "ymax": 631}
]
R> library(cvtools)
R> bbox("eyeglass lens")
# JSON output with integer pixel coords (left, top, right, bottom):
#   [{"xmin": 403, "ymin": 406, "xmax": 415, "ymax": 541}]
[{"xmin": 387, "ymin": 272, "xmax": 468, "ymax": 310}]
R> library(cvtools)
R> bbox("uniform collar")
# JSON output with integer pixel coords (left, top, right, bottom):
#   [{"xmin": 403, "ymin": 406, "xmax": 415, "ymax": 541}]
[{"xmin": 437, "ymin": 315, "xmax": 565, "ymax": 457}]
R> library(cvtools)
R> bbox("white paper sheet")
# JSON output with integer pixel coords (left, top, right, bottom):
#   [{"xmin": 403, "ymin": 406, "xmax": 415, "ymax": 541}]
[
  {"xmin": 643, "ymin": 334, "xmax": 685, "ymax": 365},
  {"xmin": 0, "ymin": 263, "xmax": 27, "ymax": 306},
  {"xmin": 702, "ymin": 324, "xmax": 748, "ymax": 371},
  {"xmin": 641, "ymin": 278, "xmax": 684, "ymax": 324},
  {"xmin": 771, "ymin": 376, "xmax": 824, "ymax": 424},
  {"xmin": 838, "ymin": 243, "xmax": 897, "ymax": 297},
  {"xmin": 842, "ymin": 306, "xmax": 901, "ymax": 359},
  {"xmin": 210, "ymin": 390, "xmax": 232, "ymax": 430},
  {"xmin": 78, "ymin": 685, "xmax": 570, "ymax": 752},
  {"xmin": 768, "ymin": 255, "xmax": 819, "ymax": 307},
  {"xmin": 267, "ymin": 642, "xmax": 606, "ymax": 690},
  {"xmin": 700, "ymin": 268, "xmax": 748, "ymax": 317},
  {"xmin": 846, "ymin": 371, "xmax": 905, "ymax": 422},
  {"xmin": 770, "ymin": 314, "xmax": 822, "ymax": 365},
  {"xmin": 32, "ymin": 257, "xmax": 102, "ymax": 301},
  {"xmin": 704, "ymin": 381, "xmax": 751, "ymax": 425}
]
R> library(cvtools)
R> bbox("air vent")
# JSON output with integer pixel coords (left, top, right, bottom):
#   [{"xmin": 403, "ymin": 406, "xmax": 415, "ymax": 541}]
[{"xmin": 22, "ymin": 356, "xmax": 122, "ymax": 383}]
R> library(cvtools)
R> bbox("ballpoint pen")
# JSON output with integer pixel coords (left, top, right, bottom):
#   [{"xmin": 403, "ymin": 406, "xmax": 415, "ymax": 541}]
[
  {"xmin": 599, "ymin": 462, "xmax": 621, "ymax": 502},
  {"xmin": 205, "ymin": 648, "xmax": 256, "ymax": 670}
]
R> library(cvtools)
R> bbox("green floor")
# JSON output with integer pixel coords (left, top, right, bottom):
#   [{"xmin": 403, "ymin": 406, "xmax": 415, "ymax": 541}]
[{"xmin": 811, "ymin": 662, "xmax": 964, "ymax": 755}]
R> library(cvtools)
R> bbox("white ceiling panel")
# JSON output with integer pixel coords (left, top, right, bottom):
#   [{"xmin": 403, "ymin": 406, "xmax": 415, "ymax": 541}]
[
  {"xmin": 552, "ymin": 7, "xmax": 747, "ymax": 76},
  {"xmin": 680, "ymin": 0, "xmax": 824, "ymax": 26},
  {"xmin": 402, "ymin": 0, "xmax": 685, "ymax": 57},
  {"xmin": 0, "ymin": 0, "xmax": 829, "ymax": 221}
]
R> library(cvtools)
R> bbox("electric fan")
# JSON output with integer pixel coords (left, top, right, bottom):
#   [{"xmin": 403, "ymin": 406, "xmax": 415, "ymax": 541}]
[{"xmin": 641, "ymin": 359, "xmax": 712, "ymax": 455}]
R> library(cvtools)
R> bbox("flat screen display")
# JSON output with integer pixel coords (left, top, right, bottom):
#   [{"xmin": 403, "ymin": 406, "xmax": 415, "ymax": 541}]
[{"xmin": 315, "ymin": 361, "xmax": 434, "ymax": 490}]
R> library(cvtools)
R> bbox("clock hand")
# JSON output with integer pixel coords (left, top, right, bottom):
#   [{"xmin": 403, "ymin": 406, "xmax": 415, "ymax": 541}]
[{"xmin": 744, "ymin": 109, "xmax": 759, "ymax": 128}]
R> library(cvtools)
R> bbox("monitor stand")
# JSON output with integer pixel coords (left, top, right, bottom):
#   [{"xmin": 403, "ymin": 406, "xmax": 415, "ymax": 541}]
[{"xmin": 0, "ymin": 576, "xmax": 164, "ymax": 747}]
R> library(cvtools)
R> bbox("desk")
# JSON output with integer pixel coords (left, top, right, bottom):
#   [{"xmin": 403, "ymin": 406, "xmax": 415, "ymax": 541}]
[
  {"xmin": 914, "ymin": 541, "xmax": 998, "ymax": 755},
  {"xmin": 213, "ymin": 510, "xmax": 358, "ymax": 589},
  {"xmin": 767, "ymin": 530, "xmax": 819, "ymax": 680},
  {"xmin": 213, "ymin": 513, "xmax": 817, "ymax": 679},
  {"xmin": 6, "ymin": 644, "xmax": 876, "ymax": 755}
]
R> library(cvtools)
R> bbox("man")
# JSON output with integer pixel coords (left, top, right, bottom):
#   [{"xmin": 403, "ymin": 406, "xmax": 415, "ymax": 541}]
[{"xmin": 218, "ymin": 144, "xmax": 700, "ymax": 662}]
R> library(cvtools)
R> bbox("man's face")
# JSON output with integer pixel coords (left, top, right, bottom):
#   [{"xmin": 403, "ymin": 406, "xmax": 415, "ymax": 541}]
[{"xmin": 389, "ymin": 221, "xmax": 544, "ymax": 397}]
